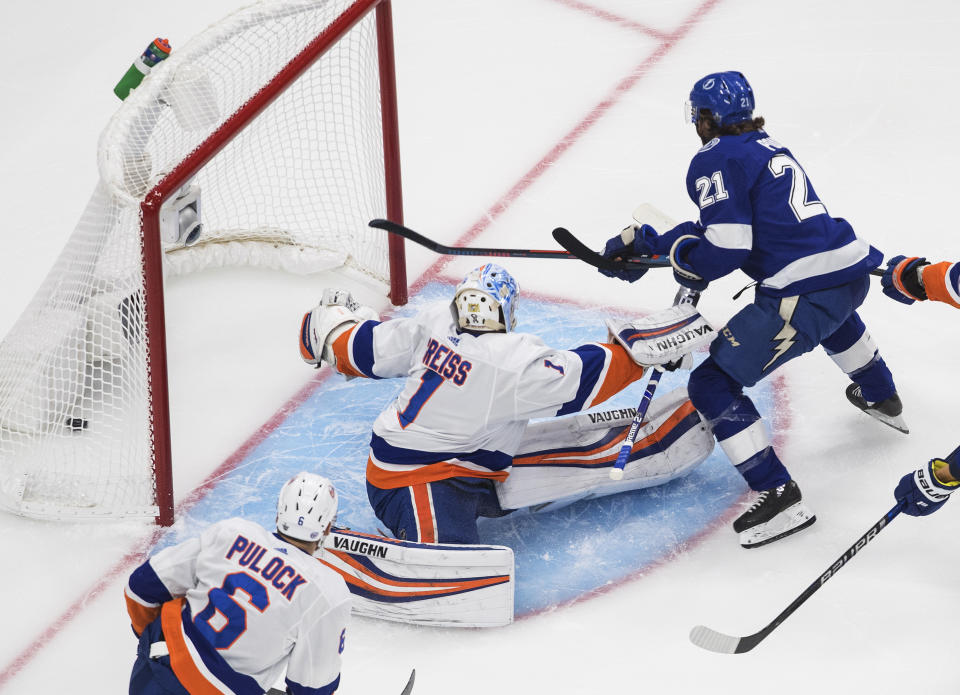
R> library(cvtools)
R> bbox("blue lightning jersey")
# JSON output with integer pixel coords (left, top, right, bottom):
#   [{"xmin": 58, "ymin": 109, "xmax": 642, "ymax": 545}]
[{"xmin": 670, "ymin": 130, "xmax": 882, "ymax": 296}]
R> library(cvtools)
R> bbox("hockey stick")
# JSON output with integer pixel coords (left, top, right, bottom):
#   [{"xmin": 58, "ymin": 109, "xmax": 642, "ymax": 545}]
[
  {"xmin": 368, "ymin": 218, "xmax": 667, "ymax": 268},
  {"xmin": 400, "ymin": 669, "xmax": 416, "ymax": 695},
  {"xmin": 553, "ymin": 226, "xmax": 884, "ymax": 276},
  {"xmin": 609, "ymin": 286, "xmax": 700, "ymax": 481},
  {"xmin": 609, "ymin": 367, "xmax": 664, "ymax": 480},
  {"xmin": 689, "ymin": 501, "xmax": 905, "ymax": 654}
]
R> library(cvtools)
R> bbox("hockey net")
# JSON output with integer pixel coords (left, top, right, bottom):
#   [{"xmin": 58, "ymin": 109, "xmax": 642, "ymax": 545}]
[{"xmin": 0, "ymin": 0, "xmax": 405, "ymax": 524}]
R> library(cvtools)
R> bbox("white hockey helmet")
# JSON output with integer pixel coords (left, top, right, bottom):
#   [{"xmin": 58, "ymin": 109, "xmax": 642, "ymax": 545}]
[
  {"xmin": 451, "ymin": 264, "xmax": 520, "ymax": 333},
  {"xmin": 276, "ymin": 472, "xmax": 338, "ymax": 542}
]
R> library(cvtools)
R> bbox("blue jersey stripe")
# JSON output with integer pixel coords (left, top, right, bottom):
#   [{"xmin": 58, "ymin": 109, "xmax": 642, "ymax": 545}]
[
  {"xmin": 349, "ymin": 320, "xmax": 381, "ymax": 379},
  {"xmin": 286, "ymin": 674, "xmax": 340, "ymax": 695},
  {"xmin": 557, "ymin": 344, "xmax": 607, "ymax": 416},
  {"xmin": 129, "ymin": 561, "xmax": 173, "ymax": 605},
  {"xmin": 370, "ymin": 432, "xmax": 512, "ymax": 471}
]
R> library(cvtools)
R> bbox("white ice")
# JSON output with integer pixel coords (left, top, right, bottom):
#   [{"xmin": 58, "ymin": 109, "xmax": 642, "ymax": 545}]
[{"xmin": 1, "ymin": 1, "xmax": 959, "ymax": 693}]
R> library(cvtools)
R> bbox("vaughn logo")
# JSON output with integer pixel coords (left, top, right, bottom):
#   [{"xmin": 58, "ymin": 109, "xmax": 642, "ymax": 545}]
[
  {"xmin": 332, "ymin": 535, "xmax": 389, "ymax": 559},
  {"xmin": 653, "ymin": 324, "xmax": 714, "ymax": 352},
  {"xmin": 587, "ymin": 407, "xmax": 638, "ymax": 425}
]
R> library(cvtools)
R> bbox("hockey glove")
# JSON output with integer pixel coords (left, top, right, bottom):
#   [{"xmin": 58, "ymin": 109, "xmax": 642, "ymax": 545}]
[
  {"xmin": 599, "ymin": 223, "xmax": 659, "ymax": 283},
  {"xmin": 669, "ymin": 235, "xmax": 709, "ymax": 292},
  {"xmin": 894, "ymin": 446, "xmax": 960, "ymax": 517},
  {"xmin": 299, "ymin": 289, "xmax": 379, "ymax": 369},
  {"xmin": 881, "ymin": 255, "xmax": 929, "ymax": 305}
]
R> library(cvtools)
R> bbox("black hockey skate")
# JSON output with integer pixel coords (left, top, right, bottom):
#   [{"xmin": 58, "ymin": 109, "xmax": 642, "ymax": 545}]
[
  {"xmin": 845, "ymin": 384, "xmax": 909, "ymax": 434},
  {"xmin": 733, "ymin": 480, "xmax": 816, "ymax": 549}
]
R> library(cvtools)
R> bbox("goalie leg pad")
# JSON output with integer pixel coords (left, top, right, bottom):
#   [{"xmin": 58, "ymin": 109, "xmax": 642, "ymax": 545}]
[
  {"xmin": 319, "ymin": 528, "xmax": 514, "ymax": 627},
  {"xmin": 496, "ymin": 387, "xmax": 714, "ymax": 511}
]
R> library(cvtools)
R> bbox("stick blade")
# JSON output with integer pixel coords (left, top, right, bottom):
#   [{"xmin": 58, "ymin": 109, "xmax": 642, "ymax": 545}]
[
  {"xmin": 400, "ymin": 668, "xmax": 416, "ymax": 695},
  {"xmin": 689, "ymin": 625, "xmax": 742, "ymax": 654}
]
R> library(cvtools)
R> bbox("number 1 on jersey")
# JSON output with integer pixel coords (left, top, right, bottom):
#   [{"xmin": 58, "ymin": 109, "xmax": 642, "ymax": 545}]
[{"xmin": 398, "ymin": 369, "xmax": 443, "ymax": 428}]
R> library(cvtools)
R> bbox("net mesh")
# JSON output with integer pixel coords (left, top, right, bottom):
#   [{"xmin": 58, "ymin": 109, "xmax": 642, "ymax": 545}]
[{"xmin": 0, "ymin": 0, "xmax": 393, "ymax": 520}]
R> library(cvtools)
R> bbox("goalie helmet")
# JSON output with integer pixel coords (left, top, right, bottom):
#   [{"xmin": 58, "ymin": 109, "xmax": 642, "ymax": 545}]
[
  {"xmin": 452, "ymin": 264, "xmax": 519, "ymax": 333},
  {"xmin": 276, "ymin": 471, "xmax": 338, "ymax": 542},
  {"xmin": 686, "ymin": 71, "xmax": 755, "ymax": 127}
]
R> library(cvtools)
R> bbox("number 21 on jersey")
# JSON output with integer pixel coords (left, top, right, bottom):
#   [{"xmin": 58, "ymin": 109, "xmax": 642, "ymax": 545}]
[
  {"xmin": 695, "ymin": 171, "xmax": 729, "ymax": 208},
  {"xmin": 696, "ymin": 156, "xmax": 827, "ymax": 223}
]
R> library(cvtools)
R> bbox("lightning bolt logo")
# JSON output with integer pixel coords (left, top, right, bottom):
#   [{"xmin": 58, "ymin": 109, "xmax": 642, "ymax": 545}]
[{"xmin": 763, "ymin": 296, "xmax": 800, "ymax": 371}]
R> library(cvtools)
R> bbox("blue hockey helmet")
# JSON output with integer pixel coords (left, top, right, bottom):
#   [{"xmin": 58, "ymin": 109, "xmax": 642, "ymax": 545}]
[
  {"xmin": 452, "ymin": 263, "xmax": 520, "ymax": 333},
  {"xmin": 686, "ymin": 71, "xmax": 755, "ymax": 127}
]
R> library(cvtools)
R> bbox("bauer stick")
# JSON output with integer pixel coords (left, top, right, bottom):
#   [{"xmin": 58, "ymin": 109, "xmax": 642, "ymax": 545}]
[
  {"xmin": 609, "ymin": 286, "xmax": 700, "ymax": 480},
  {"xmin": 368, "ymin": 218, "xmax": 670, "ymax": 269},
  {"xmin": 689, "ymin": 501, "xmax": 905, "ymax": 654}
]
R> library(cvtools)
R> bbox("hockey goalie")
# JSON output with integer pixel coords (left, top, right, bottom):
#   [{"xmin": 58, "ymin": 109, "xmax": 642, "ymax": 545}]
[{"xmin": 300, "ymin": 264, "xmax": 716, "ymax": 626}]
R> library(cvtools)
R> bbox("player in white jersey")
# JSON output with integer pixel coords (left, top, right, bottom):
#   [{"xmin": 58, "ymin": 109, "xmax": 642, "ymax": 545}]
[
  {"xmin": 125, "ymin": 473, "xmax": 350, "ymax": 695},
  {"xmin": 299, "ymin": 265, "xmax": 712, "ymax": 545}
]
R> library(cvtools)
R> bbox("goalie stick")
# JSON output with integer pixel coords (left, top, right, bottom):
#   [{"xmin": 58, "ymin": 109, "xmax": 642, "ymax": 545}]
[
  {"xmin": 368, "ymin": 218, "xmax": 667, "ymax": 268},
  {"xmin": 553, "ymin": 226, "xmax": 885, "ymax": 276},
  {"xmin": 689, "ymin": 501, "xmax": 904, "ymax": 654}
]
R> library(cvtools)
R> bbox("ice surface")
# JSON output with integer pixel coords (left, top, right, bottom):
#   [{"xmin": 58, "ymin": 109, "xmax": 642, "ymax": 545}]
[{"xmin": 1, "ymin": 1, "xmax": 959, "ymax": 693}]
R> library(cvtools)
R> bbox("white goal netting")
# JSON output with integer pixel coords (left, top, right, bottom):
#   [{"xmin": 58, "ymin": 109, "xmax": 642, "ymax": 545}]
[{"xmin": 0, "ymin": 0, "xmax": 400, "ymax": 522}]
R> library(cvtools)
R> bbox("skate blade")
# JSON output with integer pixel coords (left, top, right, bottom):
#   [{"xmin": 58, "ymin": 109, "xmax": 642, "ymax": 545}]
[
  {"xmin": 861, "ymin": 409, "xmax": 909, "ymax": 434},
  {"xmin": 739, "ymin": 503, "xmax": 816, "ymax": 549}
]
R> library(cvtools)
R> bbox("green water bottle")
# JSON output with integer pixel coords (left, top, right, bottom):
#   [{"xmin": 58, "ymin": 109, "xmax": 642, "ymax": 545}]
[{"xmin": 113, "ymin": 37, "xmax": 171, "ymax": 101}]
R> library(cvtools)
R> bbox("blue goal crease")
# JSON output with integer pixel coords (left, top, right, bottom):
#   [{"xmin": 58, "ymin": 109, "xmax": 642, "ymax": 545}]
[{"xmin": 157, "ymin": 281, "xmax": 766, "ymax": 616}]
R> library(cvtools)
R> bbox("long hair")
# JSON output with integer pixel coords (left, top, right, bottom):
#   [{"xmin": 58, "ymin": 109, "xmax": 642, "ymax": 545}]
[{"xmin": 698, "ymin": 109, "xmax": 765, "ymax": 138}]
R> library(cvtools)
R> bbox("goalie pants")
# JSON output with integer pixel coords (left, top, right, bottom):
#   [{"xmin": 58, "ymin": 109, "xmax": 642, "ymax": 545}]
[
  {"xmin": 367, "ymin": 477, "xmax": 509, "ymax": 545},
  {"xmin": 129, "ymin": 616, "xmax": 190, "ymax": 695},
  {"xmin": 688, "ymin": 275, "xmax": 897, "ymax": 492}
]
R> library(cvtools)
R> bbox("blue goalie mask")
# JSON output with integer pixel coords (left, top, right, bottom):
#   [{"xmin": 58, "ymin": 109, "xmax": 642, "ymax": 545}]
[
  {"xmin": 686, "ymin": 71, "xmax": 755, "ymax": 127},
  {"xmin": 452, "ymin": 264, "xmax": 520, "ymax": 333}
]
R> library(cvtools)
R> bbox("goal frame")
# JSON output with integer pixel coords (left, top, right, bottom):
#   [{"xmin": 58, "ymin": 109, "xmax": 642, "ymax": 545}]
[{"xmin": 141, "ymin": 0, "xmax": 406, "ymax": 525}]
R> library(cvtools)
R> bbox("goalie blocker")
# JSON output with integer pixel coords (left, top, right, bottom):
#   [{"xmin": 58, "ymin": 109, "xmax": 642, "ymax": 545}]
[{"xmin": 605, "ymin": 302, "xmax": 716, "ymax": 369}]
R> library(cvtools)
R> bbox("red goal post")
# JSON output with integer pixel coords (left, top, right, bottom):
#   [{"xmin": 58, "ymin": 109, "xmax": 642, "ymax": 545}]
[{"xmin": 0, "ymin": 0, "xmax": 406, "ymax": 526}]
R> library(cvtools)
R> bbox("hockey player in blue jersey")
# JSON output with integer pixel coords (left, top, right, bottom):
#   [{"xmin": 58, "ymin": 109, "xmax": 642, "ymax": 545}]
[{"xmin": 599, "ymin": 71, "xmax": 905, "ymax": 548}]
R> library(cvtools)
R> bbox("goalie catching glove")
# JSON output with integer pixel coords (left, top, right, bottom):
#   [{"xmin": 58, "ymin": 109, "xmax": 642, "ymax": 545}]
[
  {"xmin": 605, "ymin": 303, "xmax": 716, "ymax": 369},
  {"xmin": 299, "ymin": 289, "xmax": 379, "ymax": 368}
]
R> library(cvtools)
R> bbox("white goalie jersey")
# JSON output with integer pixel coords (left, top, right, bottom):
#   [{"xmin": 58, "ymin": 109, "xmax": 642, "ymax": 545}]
[
  {"xmin": 125, "ymin": 518, "xmax": 351, "ymax": 695},
  {"xmin": 329, "ymin": 302, "xmax": 648, "ymax": 489}
]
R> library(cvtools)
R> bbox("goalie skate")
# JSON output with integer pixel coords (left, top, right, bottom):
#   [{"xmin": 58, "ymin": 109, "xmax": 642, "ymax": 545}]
[
  {"xmin": 733, "ymin": 480, "xmax": 816, "ymax": 549},
  {"xmin": 845, "ymin": 384, "xmax": 909, "ymax": 434}
]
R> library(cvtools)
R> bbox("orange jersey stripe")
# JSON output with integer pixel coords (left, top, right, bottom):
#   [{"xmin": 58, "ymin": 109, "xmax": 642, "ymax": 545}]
[
  {"xmin": 331, "ymin": 324, "xmax": 364, "ymax": 378},
  {"xmin": 161, "ymin": 599, "xmax": 224, "ymax": 695},
  {"xmin": 923, "ymin": 261, "xmax": 960, "ymax": 308},
  {"xmin": 124, "ymin": 592, "xmax": 160, "ymax": 636},
  {"xmin": 589, "ymin": 343, "xmax": 646, "ymax": 408},
  {"xmin": 365, "ymin": 456, "xmax": 509, "ymax": 489},
  {"xmin": 513, "ymin": 399, "xmax": 696, "ymax": 466},
  {"xmin": 410, "ymin": 484, "xmax": 437, "ymax": 543}
]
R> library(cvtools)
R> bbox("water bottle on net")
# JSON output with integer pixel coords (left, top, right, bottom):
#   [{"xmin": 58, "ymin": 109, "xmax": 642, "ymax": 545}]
[{"xmin": 113, "ymin": 37, "xmax": 171, "ymax": 100}]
